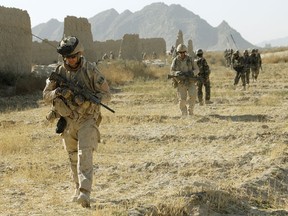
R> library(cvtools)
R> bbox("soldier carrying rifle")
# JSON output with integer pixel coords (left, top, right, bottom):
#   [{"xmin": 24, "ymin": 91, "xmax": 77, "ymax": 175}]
[
  {"xmin": 169, "ymin": 44, "xmax": 199, "ymax": 116},
  {"xmin": 195, "ymin": 49, "xmax": 212, "ymax": 105},
  {"xmin": 43, "ymin": 36, "xmax": 112, "ymax": 208}
]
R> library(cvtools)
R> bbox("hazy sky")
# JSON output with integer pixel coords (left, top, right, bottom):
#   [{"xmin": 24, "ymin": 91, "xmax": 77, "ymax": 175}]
[{"xmin": 1, "ymin": 0, "xmax": 287, "ymax": 44}]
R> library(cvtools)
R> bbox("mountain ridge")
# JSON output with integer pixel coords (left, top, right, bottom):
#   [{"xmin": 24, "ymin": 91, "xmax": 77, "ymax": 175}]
[{"xmin": 32, "ymin": 2, "xmax": 255, "ymax": 51}]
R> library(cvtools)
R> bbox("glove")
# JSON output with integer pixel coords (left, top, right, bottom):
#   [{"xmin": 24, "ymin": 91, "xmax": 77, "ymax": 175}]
[
  {"xmin": 55, "ymin": 87, "xmax": 72, "ymax": 99},
  {"xmin": 175, "ymin": 71, "xmax": 184, "ymax": 76},
  {"xmin": 74, "ymin": 94, "xmax": 85, "ymax": 105}
]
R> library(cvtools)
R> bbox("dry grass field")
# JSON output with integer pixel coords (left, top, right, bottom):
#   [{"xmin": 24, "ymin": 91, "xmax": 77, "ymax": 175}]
[{"xmin": 0, "ymin": 53, "xmax": 288, "ymax": 215}]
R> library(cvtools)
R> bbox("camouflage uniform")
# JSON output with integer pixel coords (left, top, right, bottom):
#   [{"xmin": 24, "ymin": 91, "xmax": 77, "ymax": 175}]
[
  {"xmin": 243, "ymin": 50, "xmax": 251, "ymax": 85},
  {"xmin": 43, "ymin": 36, "xmax": 111, "ymax": 208},
  {"xmin": 195, "ymin": 49, "xmax": 211, "ymax": 105},
  {"xmin": 109, "ymin": 51, "xmax": 115, "ymax": 60},
  {"xmin": 250, "ymin": 49, "xmax": 261, "ymax": 81},
  {"xmin": 224, "ymin": 49, "xmax": 233, "ymax": 68},
  {"xmin": 170, "ymin": 44, "xmax": 199, "ymax": 116},
  {"xmin": 232, "ymin": 50, "xmax": 246, "ymax": 90}
]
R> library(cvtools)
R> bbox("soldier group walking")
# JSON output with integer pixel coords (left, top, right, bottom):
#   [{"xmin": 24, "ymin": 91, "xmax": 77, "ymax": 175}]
[
  {"xmin": 169, "ymin": 44, "xmax": 262, "ymax": 116},
  {"xmin": 231, "ymin": 49, "xmax": 262, "ymax": 90},
  {"xmin": 43, "ymin": 37, "xmax": 264, "ymax": 208}
]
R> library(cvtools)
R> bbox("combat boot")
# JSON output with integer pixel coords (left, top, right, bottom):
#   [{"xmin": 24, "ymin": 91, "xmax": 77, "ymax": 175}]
[
  {"xmin": 77, "ymin": 189, "xmax": 90, "ymax": 208},
  {"xmin": 72, "ymin": 184, "xmax": 80, "ymax": 202},
  {"xmin": 72, "ymin": 188, "xmax": 80, "ymax": 202}
]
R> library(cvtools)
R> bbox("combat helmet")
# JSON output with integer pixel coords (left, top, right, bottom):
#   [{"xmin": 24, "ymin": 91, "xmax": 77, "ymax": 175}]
[
  {"xmin": 233, "ymin": 50, "xmax": 240, "ymax": 56},
  {"xmin": 176, "ymin": 44, "xmax": 187, "ymax": 53},
  {"xmin": 243, "ymin": 50, "xmax": 249, "ymax": 56},
  {"xmin": 57, "ymin": 36, "xmax": 84, "ymax": 57},
  {"xmin": 196, "ymin": 49, "xmax": 203, "ymax": 57}
]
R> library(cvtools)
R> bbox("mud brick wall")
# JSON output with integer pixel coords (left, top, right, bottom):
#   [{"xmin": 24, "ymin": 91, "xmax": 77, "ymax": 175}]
[
  {"xmin": 0, "ymin": 6, "xmax": 32, "ymax": 74},
  {"xmin": 64, "ymin": 16, "xmax": 96, "ymax": 62}
]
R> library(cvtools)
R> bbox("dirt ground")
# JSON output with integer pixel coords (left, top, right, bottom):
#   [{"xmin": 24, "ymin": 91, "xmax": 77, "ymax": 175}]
[{"xmin": 0, "ymin": 62, "xmax": 288, "ymax": 216}]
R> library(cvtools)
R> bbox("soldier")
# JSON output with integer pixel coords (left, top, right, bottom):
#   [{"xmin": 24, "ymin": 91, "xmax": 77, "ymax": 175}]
[
  {"xmin": 102, "ymin": 53, "xmax": 109, "ymax": 60},
  {"xmin": 224, "ymin": 49, "xmax": 230, "ymax": 67},
  {"xmin": 232, "ymin": 50, "xmax": 246, "ymax": 90},
  {"xmin": 250, "ymin": 49, "xmax": 261, "ymax": 82},
  {"xmin": 256, "ymin": 48, "xmax": 262, "ymax": 72},
  {"xmin": 243, "ymin": 50, "xmax": 251, "ymax": 86},
  {"xmin": 195, "ymin": 49, "xmax": 211, "ymax": 105},
  {"xmin": 43, "ymin": 36, "xmax": 111, "ymax": 208},
  {"xmin": 170, "ymin": 44, "xmax": 199, "ymax": 116},
  {"xmin": 170, "ymin": 45, "xmax": 175, "ymax": 55},
  {"xmin": 225, "ymin": 49, "xmax": 233, "ymax": 68},
  {"xmin": 142, "ymin": 52, "xmax": 147, "ymax": 60},
  {"xmin": 109, "ymin": 51, "xmax": 115, "ymax": 60}
]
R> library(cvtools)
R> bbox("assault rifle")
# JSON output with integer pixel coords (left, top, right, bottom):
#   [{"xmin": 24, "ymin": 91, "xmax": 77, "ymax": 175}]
[
  {"xmin": 49, "ymin": 72, "xmax": 115, "ymax": 113},
  {"xmin": 167, "ymin": 72, "xmax": 199, "ymax": 82}
]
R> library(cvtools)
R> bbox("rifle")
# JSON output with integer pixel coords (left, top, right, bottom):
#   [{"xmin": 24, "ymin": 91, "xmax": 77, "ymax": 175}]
[
  {"xmin": 167, "ymin": 73, "xmax": 199, "ymax": 82},
  {"xmin": 49, "ymin": 72, "xmax": 115, "ymax": 113}
]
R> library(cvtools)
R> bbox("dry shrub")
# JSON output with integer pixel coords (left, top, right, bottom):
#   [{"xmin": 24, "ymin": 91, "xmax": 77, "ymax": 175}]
[
  {"xmin": 15, "ymin": 73, "xmax": 46, "ymax": 94},
  {"xmin": 149, "ymin": 65, "xmax": 170, "ymax": 79},
  {"xmin": 261, "ymin": 46, "xmax": 288, "ymax": 54},
  {"xmin": 0, "ymin": 70, "xmax": 46, "ymax": 96},
  {"xmin": 206, "ymin": 51, "xmax": 226, "ymax": 67},
  {"xmin": 98, "ymin": 60, "xmax": 161, "ymax": 85},
  {"xmin": 0, "ymin": 71, "xmax": 18, "ymax": 86},
  {"xmin": 262, "ymin": 55, "xmax": 288, "ymax": 64}
]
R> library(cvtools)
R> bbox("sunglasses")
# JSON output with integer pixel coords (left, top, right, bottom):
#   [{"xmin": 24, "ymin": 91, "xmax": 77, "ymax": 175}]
[{"xmin": 65, "ymin": 54, "xmax": 78, "ymax": 59}]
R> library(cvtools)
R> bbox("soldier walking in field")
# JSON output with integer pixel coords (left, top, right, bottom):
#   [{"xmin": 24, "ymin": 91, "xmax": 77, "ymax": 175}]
[
  {"xmin": 250, "ymin": 49, "xmax": 261, "ymax": 82},
  {"xmin": 195, "ymin": 49, "xmax": 212, "ymax": 105},
  {"xmin": 43, "ymin": 36, "xmax": 111, "ymax": 208},
  {"xmin": 170, "ymin": 44, "xmax": 199, "ymax": 116},
  {"xmin": 242, "ymin": 50, "xmax": 251, "ymax": 86},
  {"xmin": 232, "ymin": 50, "xmax": 246, "ymax": 90}
]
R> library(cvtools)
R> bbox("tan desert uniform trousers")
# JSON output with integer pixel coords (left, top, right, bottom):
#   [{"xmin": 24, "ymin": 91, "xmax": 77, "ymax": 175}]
[
  {"xmin": 63, "ymin": 115, "xmax": 99, "ymax": 193},
  {"xmin": 177, "ymin": 81, "xmax": 197, "ymax": 115}
]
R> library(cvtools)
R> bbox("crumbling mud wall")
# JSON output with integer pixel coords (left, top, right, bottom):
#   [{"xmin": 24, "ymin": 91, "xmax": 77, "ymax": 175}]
[
  {"xmin": 188, "ymin": 39, "xmax": 195, "ymax": 57},
  {"xmin": 140, "ymin": 38, "xmax": 166, "ymax": 57},
  {"xmin": 175, "ymin": 30, "xmax": 184, "ymax": 48},
  {"xmin": 0, "ymin": 6, "xmax": 32, "ymax": 74},
  {"xmin": 94, "ymin": 39, "xmax": 122, "ymax": 61},
  {"xmin": 64, "ymin": 16, "xmax": 96, "ymax": 62},
  {"xmin": 32, "ymin": 40, "xmax": 59, "ymax": 65},
  {"xmin": 119, "ymin": 34, "xmax": 142, "ymax": 61},
  {"xmin": 94, "ymin": 36, "xmax": 166, "ymax": 61}
]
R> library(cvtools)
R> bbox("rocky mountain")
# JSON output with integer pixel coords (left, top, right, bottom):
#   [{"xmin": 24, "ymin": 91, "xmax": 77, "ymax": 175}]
[{"xmin": 32, "ymin": 2, "xmax": 255, "ymax": 51}]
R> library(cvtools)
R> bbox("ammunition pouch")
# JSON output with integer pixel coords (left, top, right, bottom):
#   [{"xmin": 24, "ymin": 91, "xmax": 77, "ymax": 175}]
[{"xmin": 53, "ymin": 97, "xmax": 72, "ymax": 117}]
